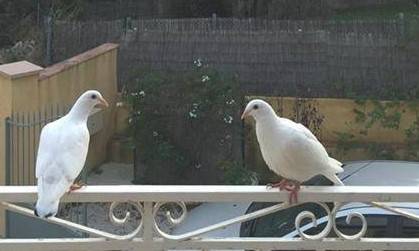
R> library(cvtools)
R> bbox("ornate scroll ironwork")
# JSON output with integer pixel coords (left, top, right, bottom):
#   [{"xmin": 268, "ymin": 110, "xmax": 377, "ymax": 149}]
[
  {"xmin": 1, "ymin": 201, "xmax": 144, "ymax": 240},
  {"xmin": 151, "ymin": 201, "xmax": 419, "ymax": 241},
  {"xmin": 2, "ymin": 196, "xmax": 419, "ymax": 242}
]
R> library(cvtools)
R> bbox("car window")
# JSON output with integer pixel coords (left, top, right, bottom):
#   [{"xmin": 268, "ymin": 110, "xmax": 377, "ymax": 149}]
[
  {"xmin": 302, "ymin": 215, "xmax": 389, "ymax": 238},
  {"xmin": 300, "ymin": 214, "xmax": 419, "ymax": 238},
  {"xmin": 270, "ymin": 216, "xmax": 390, "ymax": 251},
  {"xmin": 240, "ymin": 175, "xmax": 334, "ymax": 238},
  {"xmin": 399, "ymin": 216, "xmax": 419, "ymax": 237},
  {"xmin": 244, "ymin": 202, "xmax": 332, "ymax": 237}
]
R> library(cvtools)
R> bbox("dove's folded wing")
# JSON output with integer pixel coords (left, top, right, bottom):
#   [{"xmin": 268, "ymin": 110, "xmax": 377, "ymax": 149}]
[
  {"xmin": 279, "ymin": 117, "xmax": 320, "ymax": 141},
  {"xmin": 284, "ymin": 128, "xmax": 343, "ymax": 180},
  {"xmin": 36, "ymin": 124, "xmax": 57, "ymax": 179},
  {"xmin": 281, "ymin": 117, "xmax": 344, "ymax": 172}
]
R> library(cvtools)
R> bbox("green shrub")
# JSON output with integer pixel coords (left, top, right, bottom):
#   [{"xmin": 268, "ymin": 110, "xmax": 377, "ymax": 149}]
[{"xmin": 124, "ymin": 60, "xmax": 245, "ymax": 184}]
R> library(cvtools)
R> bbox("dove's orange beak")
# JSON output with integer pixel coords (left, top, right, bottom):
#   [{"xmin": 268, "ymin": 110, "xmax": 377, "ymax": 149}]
[
  {"xmin": 98, "ymin": 96, "xmax": 109, "ymax": 108},
  {"xmin": 241, "ymin": 110, "xmax": 250, "ymax": 120}
]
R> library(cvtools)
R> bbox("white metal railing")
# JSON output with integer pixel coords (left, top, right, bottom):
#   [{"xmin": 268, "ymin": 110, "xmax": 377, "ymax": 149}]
[{"xmin": 1, "ymin": 185, "xmax": 419, "ymax": 250}]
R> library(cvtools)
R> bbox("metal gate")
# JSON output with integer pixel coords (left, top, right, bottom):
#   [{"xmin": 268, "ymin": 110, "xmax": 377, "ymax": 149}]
[{"xmin": 4, "ymin": 105, "xmax": 86, "ymax": 238}]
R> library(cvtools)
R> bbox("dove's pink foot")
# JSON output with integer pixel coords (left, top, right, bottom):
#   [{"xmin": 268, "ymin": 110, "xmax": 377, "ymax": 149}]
[
  {"xmin": 68, "ymin": 182, "xmax": 85, "ymax": 193},
  {"xmin": 267, "ymin": 179, "xmax": 293, "ymax": 190},
  {"xmin": 286, "ymin": 182, "xmax": 301, "ymax": 204},
  {"xmin": 267, "ymin": 179, "xmax": 300, "ymax": 204}
]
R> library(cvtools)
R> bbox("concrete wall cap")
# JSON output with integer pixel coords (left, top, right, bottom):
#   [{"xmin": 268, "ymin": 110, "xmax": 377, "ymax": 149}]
[
  {"xmin": 39, "ymin": 43, "xmax": 119, "ymax": 80},
  {"xmin": 0, "ymin": 61, "xmax": 43, "ymax": 80}
]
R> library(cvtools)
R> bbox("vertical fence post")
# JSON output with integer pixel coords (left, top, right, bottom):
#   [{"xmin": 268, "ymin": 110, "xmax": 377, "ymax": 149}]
[
  {"xmin": 399, "ymin": 12, "xmax": 406, "ymax": 40},
  {"xmin": 4, "ymin": 117, "xmax": 10, "ymax": 238},
  {"xmin": 4, "ymin": 118, "xmax": 10, "ymax": 186},
  {"xmin": 212, "ymin": 13, "xmax": 217, "ymax": 29},
  {"xmin": 45, "ymin": 10, "xmax": 54, "ymax": 65},
  {"xmin": 36, "ymin": 0, "xmax": 40, "ymax": 27}
]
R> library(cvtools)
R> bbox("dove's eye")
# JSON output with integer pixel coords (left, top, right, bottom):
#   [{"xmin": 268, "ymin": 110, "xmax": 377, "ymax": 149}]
[
  {"xmin": 253, "ymin": 104, "xmax": 259, "ymax": 110},
  {"xmin": 91, "ymin": 94, "xmax": 97, "ymax": 99}
]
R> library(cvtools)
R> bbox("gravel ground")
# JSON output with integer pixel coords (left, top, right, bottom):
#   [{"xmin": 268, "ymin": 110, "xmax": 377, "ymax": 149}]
[
  {"xmin": 87, "ymin": 162, "xmax": 134, "ymax": 185},
  {"xmin": 60, "ymin": 162, "xmax": 177, "ymax": 236}
]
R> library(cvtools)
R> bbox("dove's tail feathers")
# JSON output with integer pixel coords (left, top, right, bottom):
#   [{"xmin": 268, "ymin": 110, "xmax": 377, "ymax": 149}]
[
  {"xmin": 328, "ymin": 157, "xmax": 344, "ymax": 173},
  {"xmin": 35, "ymin": 199, "xmax": 59, "ymax": 218},
  {"xmin": 324, "ymin": 173, "xmax": 344, "ymax": 186},
  {"xmin": 329, "ymin": 157, "xmax": 342, "ymax": 167},
  {"xmin": 36, "ymin": 178, "xmax": 58, "ymax": 218}
]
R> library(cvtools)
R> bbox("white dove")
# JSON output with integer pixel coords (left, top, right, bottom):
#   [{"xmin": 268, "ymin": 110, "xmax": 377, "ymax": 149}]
[
  {"xmin": 241, "ymin": 99, "xmax": 343, "ymax": 203},
  {"xmin": 34, "ymin": 90, "xmax": 109, "ymax": 218}
]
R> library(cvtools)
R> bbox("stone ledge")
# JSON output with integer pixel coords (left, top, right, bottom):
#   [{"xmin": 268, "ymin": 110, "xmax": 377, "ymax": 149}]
[{"xmin": 39, "ymin": 43, "xmax": 119, "ymax": 80}]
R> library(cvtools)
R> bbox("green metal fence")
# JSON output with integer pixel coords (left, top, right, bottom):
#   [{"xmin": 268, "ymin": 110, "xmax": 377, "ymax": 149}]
[{"xmin": 5, "ymin": 105, "xmax": 66, "ymax": 186}]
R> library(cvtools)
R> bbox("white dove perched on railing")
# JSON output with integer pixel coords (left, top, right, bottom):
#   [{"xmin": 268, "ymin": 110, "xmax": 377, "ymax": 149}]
[
  {"xmin": 241, "ymin": 98, "xmax": 419, "ymax": 222},
  {"xmin": 34, "ymin": 90, "xmax": 109, "ymax": 218},
  {"xmin": 241, "ymin": 99, "xmax": 344, "ymax": 204}
]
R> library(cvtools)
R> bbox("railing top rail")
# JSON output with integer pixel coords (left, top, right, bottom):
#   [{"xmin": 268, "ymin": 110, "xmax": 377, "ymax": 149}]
[
  {"xmin": 2, "ymin": 237, "xmax": 419, "ymax": 251},
  {"xmin": 1, "ymin": 185, "xmax": 419, "ymax": 203},
  {"xmin": 3, "ymin": 185, "xmax": 419, "ymax": 250}
]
